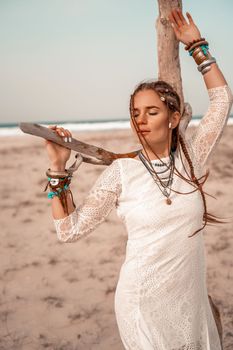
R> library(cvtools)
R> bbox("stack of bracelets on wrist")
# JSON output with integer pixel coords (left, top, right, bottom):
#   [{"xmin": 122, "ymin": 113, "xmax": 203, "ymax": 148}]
[
  {"xmin": 43, "ymin": 153, "xmax": 83, "ymax": 215},
  {"xmin": 44, "ymin": 169, "xmax": 76, "ymax": 215},
  {"xmin": 185, "ymin": 37, "xmax": 216, "ymax": 75}
]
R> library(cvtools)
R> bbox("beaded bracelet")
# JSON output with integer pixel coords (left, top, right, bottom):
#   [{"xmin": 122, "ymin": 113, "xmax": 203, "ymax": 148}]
[
  {"xmin": 185, "ymin": 37, "xmax": 206, "ymax": 51},
  {"xmin": 43, "ymin": 153, "xmax": 83, "ymax": 214},
  {"xmin": 189, "ymin": 44, "xmax": 209, "ymax": 57},
  {"xmin": 44, "ymin": 174, "xmax": 75, "ymax": 214},
  {"xmin": 48, "ymin": 184, "xmax": 70, "ymax": 199},
  {"xmin": 189, "ymin": 40, "xmax": 208, "ymax": 53},
  {"xmin": 185, "ymin": 37, "xmax": 216, "ymax": 75},
  {"xmin": 50, "ymin": 185, "xmax": 76, "ymax": 214},
  {"xmin": 44, "ymin": 175, "xmax": 72, "ymax": 192}
]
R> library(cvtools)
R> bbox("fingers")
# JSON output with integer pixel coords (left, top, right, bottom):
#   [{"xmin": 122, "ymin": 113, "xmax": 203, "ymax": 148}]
[
  {"xmin": 48, "ymin": 125, "xmax": 72, "ymax": 143},
  {"xmin": 168, "ymin": 13, "xmax": 180, "ymax": 36},
  {"xmin": 171, "ymin": 9, "xmax": 183, "ymax": 27},
  {"xmin": 58, "ymin": 127, "xmax": 72, "ymax": 143},
  {"xmin": 186, "ymin": 12, "xmax": 194, "ymax": 25},
  {"xmin": 176, "ymin": 9, "xmax": 187, "ymax": 25},
  {"xmin": 169, "ymin": 8, "xmax": 188, "ymax": 27},
  {"xmin": 168, "ymin": 12, "xmax": 176, "ymax": 27}
]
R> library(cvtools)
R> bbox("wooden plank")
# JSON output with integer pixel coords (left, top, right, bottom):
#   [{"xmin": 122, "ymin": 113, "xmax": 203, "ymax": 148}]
[{"xmin": 19, "ymin": 122, "xmax": 141, "ymax": 165}]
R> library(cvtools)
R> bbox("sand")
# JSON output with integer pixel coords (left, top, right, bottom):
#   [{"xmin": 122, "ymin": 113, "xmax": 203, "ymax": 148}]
[{"xmin": 0, "ymin": 125, "xmax": 233, "ymax": 350}]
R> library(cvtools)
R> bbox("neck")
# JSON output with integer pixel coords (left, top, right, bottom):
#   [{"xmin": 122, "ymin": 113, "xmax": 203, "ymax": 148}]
[
  {"xmin": 138, "ymin": 138, "xmax": 172, "ymax": 161},
  {"xmin": 140, "ymin": 149, "xmax": 171, "ymax": 161}
]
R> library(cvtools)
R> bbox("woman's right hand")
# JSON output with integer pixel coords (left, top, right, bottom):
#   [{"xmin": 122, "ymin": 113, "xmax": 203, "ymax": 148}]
[
  {"xmin": 168, "ymin": 9, "xmax": 201, "ymax": 46},
  {"xmin": 44, "ymin": 125, "xmax": 73, "ymax": 170}
]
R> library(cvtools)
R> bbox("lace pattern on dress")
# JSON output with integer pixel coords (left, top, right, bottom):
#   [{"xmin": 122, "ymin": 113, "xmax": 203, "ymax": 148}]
[
  {"xmin": 186, "ymin": 85, "xmax": 233, "ymax": 168},
  {"xmin": 53, "ymin": 159, "xmax": 122, "ymax": 243}
]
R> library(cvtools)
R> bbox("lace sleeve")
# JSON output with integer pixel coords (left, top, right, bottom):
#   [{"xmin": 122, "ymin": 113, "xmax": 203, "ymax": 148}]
[
  {"xmin": 53, "ymin": 159, "xmax": 122, "ymax": 243},
  {"xmin": 186, "ymin": 84, "xmax": 233, "ymax": 167}
]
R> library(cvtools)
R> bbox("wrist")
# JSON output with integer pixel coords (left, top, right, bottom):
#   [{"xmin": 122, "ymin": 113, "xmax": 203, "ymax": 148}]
[
  {"xmin": 187, "ymin": 35, "xmax": 202, "ymax": 43},
  {"xmin": 50, "ymin": 163, "xmax": 66, "ymax": 171},
  {"xmin": 185, "ymin": 37, "xmax": 205, "ymax": 51}
]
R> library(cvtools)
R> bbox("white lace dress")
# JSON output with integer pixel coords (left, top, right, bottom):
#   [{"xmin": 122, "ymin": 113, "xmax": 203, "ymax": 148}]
[{"xmin": 53, "ymin": 85, "xmax": 233, "ymax": 350}]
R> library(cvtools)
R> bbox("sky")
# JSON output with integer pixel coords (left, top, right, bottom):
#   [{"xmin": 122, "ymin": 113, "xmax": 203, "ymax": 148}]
[{"xmin": 0, "ymin": 0, "xmax": 233, "ymax": 124}]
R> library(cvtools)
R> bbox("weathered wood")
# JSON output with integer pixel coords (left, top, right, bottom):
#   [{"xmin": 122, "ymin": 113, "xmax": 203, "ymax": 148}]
[
  {"xmin": 156, "ymin": 0, "xmax": 183, "ymax": 105},
  {"xmin": 19, "ymin": 123, "xmax": 141, "ymax": 165},
  {"xmin": 156, "ymin": 0, "xmax": 192, "ymax": 134}
]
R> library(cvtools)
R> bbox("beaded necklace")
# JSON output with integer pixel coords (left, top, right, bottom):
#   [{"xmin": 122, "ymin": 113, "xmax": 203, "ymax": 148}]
[{"xmin": 138, "ymin": 151, "xmax": 175, "ymax": 205}]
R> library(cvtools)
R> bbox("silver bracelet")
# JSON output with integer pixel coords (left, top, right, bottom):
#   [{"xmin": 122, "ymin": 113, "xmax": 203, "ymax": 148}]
[
  {"xmin": 46, "ymin": 168, "xmax": 70, "ymax": 178},
  {"xmin": 201, "ymin": 65, "xmax": 212, "ymax": 75},
  {"xmin": 197, "ymin": 57, "xmax": 216, "ymax": 72}
]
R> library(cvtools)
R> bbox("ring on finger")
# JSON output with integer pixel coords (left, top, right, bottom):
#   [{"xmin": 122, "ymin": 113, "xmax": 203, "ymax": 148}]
[
  {"xmin": 64, "ymin": 129, "xmax": 72, "ymax": 142},
  {"xmin": 55, "ymin": 127, "xmax": 71, "ymax": 142},
  {"xmin": 61, "ymin": 129, "xmax": 71, "ymax": 142},
  {"xmin": 55, "ymin": 127, "xmax": 66, "ymax": 138}
]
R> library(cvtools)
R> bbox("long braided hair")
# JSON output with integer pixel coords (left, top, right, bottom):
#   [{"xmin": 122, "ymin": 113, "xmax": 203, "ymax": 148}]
[{"xmin": 129, "ymin": 79, "xmax": 227, "ymax": 237}]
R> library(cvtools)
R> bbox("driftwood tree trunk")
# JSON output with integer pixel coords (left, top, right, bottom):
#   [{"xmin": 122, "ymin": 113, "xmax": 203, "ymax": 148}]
[
  {"xmin": 156, "ymin": 0, "xmax": 192, "ymax": 134},
  {"xmin": 156, "ymin": 0, "xmax": 183, "ymax": 105},
  {"xmin": 156, "ymin": 1, "xmax": 223, "ymax": 347}
]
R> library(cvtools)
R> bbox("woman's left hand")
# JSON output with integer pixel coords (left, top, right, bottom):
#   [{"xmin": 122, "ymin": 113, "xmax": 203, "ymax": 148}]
[{"xmin": 168, "ymin": 9, "xmax": 201, "ymax": 46}]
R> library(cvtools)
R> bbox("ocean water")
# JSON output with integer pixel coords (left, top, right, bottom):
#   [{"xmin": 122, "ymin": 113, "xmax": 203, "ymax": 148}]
[{"xmin": 0, "ymin": 116, "xmax": 233, "ymax": 136}]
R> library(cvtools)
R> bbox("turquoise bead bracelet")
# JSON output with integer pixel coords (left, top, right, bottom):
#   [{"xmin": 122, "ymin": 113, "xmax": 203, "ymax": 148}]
[
  {"xmin": 47, "ymin": 184, "xmax": 70, "ymax": 199},
  {"xmin": 189, "ymin": 44, "xmax": 209, "ymax": 57}
]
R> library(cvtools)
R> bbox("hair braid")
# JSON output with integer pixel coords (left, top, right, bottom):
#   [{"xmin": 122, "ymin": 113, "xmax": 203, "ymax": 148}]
[{"xmin": 179, "ymin": 135, "xmax": 228, "ymax": 237}]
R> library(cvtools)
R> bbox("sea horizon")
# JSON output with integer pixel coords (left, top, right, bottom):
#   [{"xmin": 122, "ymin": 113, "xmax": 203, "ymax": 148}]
[{"xmin": 0, "ymin": 115, "xmax": 233, "ymax": 136}]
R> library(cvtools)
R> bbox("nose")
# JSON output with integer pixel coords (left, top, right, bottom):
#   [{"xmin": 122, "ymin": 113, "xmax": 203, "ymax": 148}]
[{"xmin": 136, "ymin": 111, "xmax": 147, "ymax": 124}]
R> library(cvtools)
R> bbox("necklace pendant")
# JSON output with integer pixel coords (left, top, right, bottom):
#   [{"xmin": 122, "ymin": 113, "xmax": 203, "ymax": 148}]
[{"xmin": 166, "ymin": 198, "xmax": 172, "ymax": 205}]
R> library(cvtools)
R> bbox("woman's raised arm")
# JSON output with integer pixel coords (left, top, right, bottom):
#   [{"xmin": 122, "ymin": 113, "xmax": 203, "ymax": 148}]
[
  {"xmin": 169, "ymin": 9, "xmax": 233, "ymax": 167},
  {"xmin": 168, "ymin": 8, "xmax": 227, "ymax": 89}
]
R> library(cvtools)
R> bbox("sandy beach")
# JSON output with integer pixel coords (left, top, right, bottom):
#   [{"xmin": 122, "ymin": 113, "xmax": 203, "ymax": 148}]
[{"xmin": 0, "ymin": 125, "xmax": 233, "ymax": 350}]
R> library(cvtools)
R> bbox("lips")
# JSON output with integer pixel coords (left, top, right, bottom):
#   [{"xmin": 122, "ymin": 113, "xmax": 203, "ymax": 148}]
[{"xmin": 139, "ymin": 130, "xmax": 150, "ymax": 133}]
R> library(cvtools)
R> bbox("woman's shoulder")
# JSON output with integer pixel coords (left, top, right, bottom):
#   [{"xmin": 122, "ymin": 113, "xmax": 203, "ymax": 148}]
[{"xmin": 112, "ymin": 156, "xmax": 143, "ymax": 170}]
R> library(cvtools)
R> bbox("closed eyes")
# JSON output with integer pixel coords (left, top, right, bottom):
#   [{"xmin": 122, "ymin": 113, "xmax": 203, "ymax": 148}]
[{"xmin": 134, "ymin": 112, "xmax": 158, "ymax": 117}]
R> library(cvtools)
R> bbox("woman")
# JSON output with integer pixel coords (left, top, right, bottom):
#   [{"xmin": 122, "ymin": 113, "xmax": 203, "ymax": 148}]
[{"xmin": 44, "ymin": 9, "xmax": 233, "ymax": 350}]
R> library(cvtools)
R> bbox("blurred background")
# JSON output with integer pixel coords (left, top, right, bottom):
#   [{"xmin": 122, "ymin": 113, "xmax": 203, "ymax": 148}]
[{"xmin": 0, "ymin": 1, "xmax": 233, "ymax": 350}]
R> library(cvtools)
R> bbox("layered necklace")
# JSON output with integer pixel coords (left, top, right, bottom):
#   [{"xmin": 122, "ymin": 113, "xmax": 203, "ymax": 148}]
[{"xmin": 138, "ymin": 150, "xmax": 175, "ymax": 205}]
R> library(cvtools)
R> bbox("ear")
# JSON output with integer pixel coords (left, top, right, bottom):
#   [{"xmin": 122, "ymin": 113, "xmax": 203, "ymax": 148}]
[{"xmin": 170, "ymin": 111, "xmax": 181, "ymax": 129}]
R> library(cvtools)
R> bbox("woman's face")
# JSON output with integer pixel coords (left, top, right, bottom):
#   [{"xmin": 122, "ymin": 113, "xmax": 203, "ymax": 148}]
[{"xmin": 130, "ymin": 89, "xmax": 174, "ymax": 156}]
